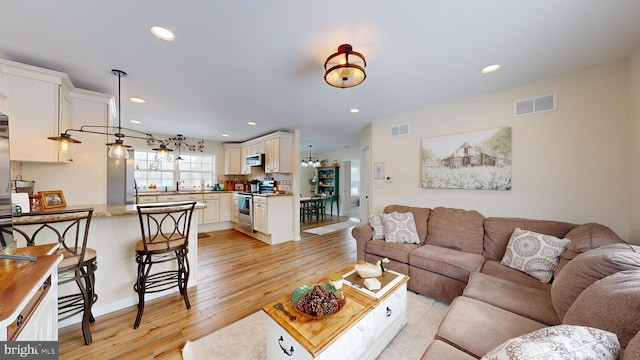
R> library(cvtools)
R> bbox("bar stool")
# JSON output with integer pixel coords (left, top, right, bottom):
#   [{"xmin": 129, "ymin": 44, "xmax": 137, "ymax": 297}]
[
  {"xmin": 133, "ymin": 202, "xmax": 196, "ymax": 329},
  {"xmin": 12, "ymin": 208, "xmax": 97, "ymax": 345}
]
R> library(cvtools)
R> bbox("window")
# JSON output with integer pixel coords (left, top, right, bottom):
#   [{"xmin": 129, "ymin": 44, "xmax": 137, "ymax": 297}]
[
  {"xmin": 351, "ymin": 160, "xmax": 360, "ymax": 196},
  {"xmin": 134, "ymin": 149, "xmax": 215, "ymax": 190}
]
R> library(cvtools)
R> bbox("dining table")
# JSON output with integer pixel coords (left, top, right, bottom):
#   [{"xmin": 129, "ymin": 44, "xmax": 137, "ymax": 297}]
[{"xmin": 299, "ymin": 196, "xmax": 327, "ymax": 223}]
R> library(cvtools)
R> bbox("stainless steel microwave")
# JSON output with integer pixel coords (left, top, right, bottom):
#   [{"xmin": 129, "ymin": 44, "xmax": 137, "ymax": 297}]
[{"xmin": 245, "ymin": 153, "xmax": 264, "ymax": 166}]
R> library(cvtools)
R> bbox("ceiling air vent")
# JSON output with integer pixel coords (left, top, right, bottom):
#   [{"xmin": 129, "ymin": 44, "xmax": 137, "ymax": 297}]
[
  {"xmin": 390, "ymin": 124, "xmax": 409, "ymax": 137},
  {"xmin": 514, "ymin": 93, "xmax": 557, "ymax": 117}
]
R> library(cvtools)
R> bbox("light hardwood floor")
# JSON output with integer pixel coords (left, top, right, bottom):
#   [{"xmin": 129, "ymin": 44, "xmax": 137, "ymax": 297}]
[{"xmin": 58, "ymin": 216, "xmax": 358, "ymax": 359}]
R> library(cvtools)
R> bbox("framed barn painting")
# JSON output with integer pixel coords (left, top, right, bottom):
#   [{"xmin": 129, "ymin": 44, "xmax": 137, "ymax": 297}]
[{"xmin": 421, "ymin": 127, "xmax": 512, "ymax": 190}]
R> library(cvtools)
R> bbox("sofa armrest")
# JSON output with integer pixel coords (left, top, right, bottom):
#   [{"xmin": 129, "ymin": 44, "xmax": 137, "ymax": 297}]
[{"xmin": 352, "ymin": 223, "xmax": 374, "ymax": 261}]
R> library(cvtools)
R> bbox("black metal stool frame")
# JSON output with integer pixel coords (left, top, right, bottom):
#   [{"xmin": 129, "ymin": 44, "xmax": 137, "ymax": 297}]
[
  {"xmin": 134, "ymin": 202, "xmax": 196, "ymax": 329},
  {"xmin": 12, "ymin": 208, "xmax": 96, "ymax": 345}
]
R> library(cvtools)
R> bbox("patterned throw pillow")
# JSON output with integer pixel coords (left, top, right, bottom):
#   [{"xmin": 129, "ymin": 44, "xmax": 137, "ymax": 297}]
[
  {"xmin": 369, "ymin": 214, "xmax": 385, "ymax": 240},
  {"xmin": 501, "ymin": 228, "xmax": 571, "ymax": 283},
  {"xmin": 382, "ymin": 212, "xmax": 420, "ymax": 244},
  {"xmin": 481, "ymin": 325, "xmax": 620, "ymax": 360}
]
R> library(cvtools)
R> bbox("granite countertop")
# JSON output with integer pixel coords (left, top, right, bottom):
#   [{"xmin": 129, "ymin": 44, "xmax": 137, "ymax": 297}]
[
  {"xmin": 138, "ymin": 190, "xmax": 232, "ymax": 196},
  {"xmin": 13, "ymin": 202, "xmax": 206, "ymax": 220}
]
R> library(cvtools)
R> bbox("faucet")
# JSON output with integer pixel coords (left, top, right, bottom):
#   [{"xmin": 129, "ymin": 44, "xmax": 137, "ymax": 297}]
[{"xmin": 176, "ymin": 180, "xmax": 184, "ymax": 191}]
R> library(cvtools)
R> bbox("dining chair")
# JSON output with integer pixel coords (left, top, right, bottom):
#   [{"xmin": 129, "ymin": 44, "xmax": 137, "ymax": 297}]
[
  {"xmin": 13, "ymin": 208, "xmax": 97, "ymax": 345},
  {"xmin": 133, "ymin": 202, "xmax": 196, "ymax": 329}
]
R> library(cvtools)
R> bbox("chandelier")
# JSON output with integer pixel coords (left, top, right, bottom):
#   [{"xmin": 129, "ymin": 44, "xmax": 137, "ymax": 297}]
[
  {"xmin": 301, "ymin": 145, "xmax": 320, "ymax": 167},
  {"xmin": 324, "ymin": 44, "xmax": 367, "ymax": 88},
  {"xmin": 48, "ymin": 69, "xmax": 157, "ymax": 159}
]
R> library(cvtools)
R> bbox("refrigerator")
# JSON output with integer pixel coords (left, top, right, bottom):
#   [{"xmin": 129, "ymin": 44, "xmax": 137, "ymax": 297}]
[
  {"xmin": 106, "ymin": 152, "xmax": 136, "ymax": 205},
  {"xmin": 0, "ymin": 112, "xmax": 15, "ymax": 256}
]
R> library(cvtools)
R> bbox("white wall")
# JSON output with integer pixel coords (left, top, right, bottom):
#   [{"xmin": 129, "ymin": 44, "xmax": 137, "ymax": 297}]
[
  {"xmin": 22, "ymin": 88, "xmax": 227, "ymax": 206},
  {"xmin": 629, "ymin": 48, "xmax": 640, "ymax": 243},
  {"xmin": 370, "ymin": 62, "xmax": 631, "ymax": 241}
]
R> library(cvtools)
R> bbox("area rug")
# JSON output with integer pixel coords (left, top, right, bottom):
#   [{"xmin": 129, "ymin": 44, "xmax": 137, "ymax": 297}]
[
  {"xmin": 302, "ymin": 220, "xmax": 360, "ymax": 235},
  {"xmin": 181, "ymin": 291, "xmax": 448, "ymax": 360}
]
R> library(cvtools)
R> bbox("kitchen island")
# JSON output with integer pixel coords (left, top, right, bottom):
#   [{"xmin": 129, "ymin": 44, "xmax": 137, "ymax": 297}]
[{"xmin": 12, "ymin": 202, "xmax": 204, "ymax": 329}]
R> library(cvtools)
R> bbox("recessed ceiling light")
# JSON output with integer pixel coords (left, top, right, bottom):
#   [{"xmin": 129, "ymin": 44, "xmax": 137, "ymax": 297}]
[
  {"xmin": 222, "ymin": 133, "xmax": 229, "ymax": 137},
  {"xmin": 130, "ymin": 120, "xmax": 141, "ymax": 124},
  {"xmin": 481, "ymin": 64, "xmax": 501, "ymax": 74},
  {"xmin": 150, "ymin": 26, "xmax": 175, "ymax": 41},
  {"xmin": 129, "ymin": 97, "xmax": 146, "ymax": 104},
  {"xmin": 248, "ymin": 121, "xmax": 257, "ymax": 126},
  {"xmin": 350, "ymin": 108, "xmax": 360, "ymax": 113}
]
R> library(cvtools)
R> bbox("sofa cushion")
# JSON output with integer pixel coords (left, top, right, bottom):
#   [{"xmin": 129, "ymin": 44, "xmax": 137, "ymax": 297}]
[
  {"xmin": 481, "ymin": 325, "xmax": 620, "ymax": 360},
  {"xmin": 463, "ymin": 272, "xmax": 560, "ymax": 325},
  {"xmin": 369, "ymin": 214, "xmax": 385, "ymax": 240},
  {"xmin": 551, "ymin": 243, "xmax": 640, "ymax": 321},
  {"xmin": 556, "ymin": 223, "xmax": 626, "ymax": 274},
  {"xmin": 563, "ymin": 270, "xmax": 640, "ymax": 348},
  {"xmin": 383, "ymin": 212, "xmax": 420, "ymax": 244},
  {"xmin": 365, "ymin": 239, "xmax": 421, "ymax": 263},
  {"xmin": 481, "ymin": 260, "xmax": 551, "ymax": 291},
  {"xmin": 409, "ymin": 244, "xmax": 485, "ymax": 282},
  {"xmin": 383, "ymin": 205, "xmax": 430, "ymax": 243},
  {"xmin": 421, "ymin": 340, "xmax": 477, "ymax": 360},
  {"xmin": 501, "ymin": 228, "xmax": 571, "ymax": 283},
  {"xmin": 623, "ymin": 331, "xmax": 640, "ymax": 360},
  {"xmin": 437, "ymin": 296, "xmax": 546, "ymax": 358},
  {"xmin": 482, "ymin": 217, "xmax": 575, "ymax": 261},
  {"xmin": 426, "ymin": 207, "xmax": 485, "ymax": 254}
]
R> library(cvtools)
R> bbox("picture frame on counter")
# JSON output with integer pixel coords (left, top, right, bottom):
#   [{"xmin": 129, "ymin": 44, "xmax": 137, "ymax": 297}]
[{"xmin": 39, "ymin": 190, "xmax": 66, "ymax": 209}]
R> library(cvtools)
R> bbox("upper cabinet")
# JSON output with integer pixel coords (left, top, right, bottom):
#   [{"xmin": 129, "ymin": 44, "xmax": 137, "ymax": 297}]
[
  {"xmin": 223, "ymin": 131, "xmax": 293, "ymax": 174},
  {"xmin": 264, "ymin": 132, "xmax": 293, "ymax": 173},
  {"xmin": 223, "ymin": 144, "xmax": 242, "ymax": 175},
  {"xmin": 0, "ymin": 59, "xmax": 73, "ymax": 162}
]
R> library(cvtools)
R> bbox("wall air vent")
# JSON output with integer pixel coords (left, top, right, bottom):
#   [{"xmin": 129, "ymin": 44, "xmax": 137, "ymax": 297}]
[
  {"xmin": 514, "ymin": 93, "xmax": 557, "ymax": 117},
  {"xmin": 390, "ymin": 124, "xmax": 409, "ymax": 137}
]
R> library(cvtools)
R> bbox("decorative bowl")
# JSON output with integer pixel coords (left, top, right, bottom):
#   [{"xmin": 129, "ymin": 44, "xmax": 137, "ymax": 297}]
[{"xmin": 290, "ymin": 283, "xmax": 346, "ymax": 318}]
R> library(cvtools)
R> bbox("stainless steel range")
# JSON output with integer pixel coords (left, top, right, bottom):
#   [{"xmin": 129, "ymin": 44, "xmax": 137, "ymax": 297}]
[{"xmin": 237, "ymin": 192, "xmax": 253, "ymax": 232}]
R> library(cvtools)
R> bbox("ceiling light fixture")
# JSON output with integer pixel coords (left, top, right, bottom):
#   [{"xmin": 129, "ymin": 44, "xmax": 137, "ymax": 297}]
[
  {"xmin": 129, "ymin": 97, "xmax": 146, "ymax": 104},
  {"xmin": 300, "ymin": 145, "xmax": 320, "ymax": 168},
  {"xmin": 150, "ymin": 26, "xmax": 175, "ymax": 41},
  {"xmin": 350, "ymin": 108, "xmax": 360, "ymax": 113},
  {"xmin": 481, "ymin": 64, "xmax": 501, "ymax": 74},
  {"xmin": 248, "ymin": 121, "xmax": 257, "ymax": 126},
  {"xmin": 48, "ymin": 69, "xmax": 163, "ymax": 159},
  {"xmin": 130, "ymin": 120, "xmax": 141, "ymax": 124},
  {"xmin": 324, "ymin": 44, "xmax": 367, "ymax": 88}
]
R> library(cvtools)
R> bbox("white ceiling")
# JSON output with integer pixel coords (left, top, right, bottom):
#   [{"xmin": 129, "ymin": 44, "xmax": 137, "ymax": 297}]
[{"xmin": 2, "ymin": 1, "xmax": 640, "ymax": 153}]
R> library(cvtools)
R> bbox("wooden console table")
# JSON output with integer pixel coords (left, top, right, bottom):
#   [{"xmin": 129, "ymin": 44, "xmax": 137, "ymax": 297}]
[
  {"xmin": 0, "ymin": 244, "xmax": 62, "ymax": 341},
  {"xmin": 263, "ymin": 264, "xmax": 409, "ymax": 359}
]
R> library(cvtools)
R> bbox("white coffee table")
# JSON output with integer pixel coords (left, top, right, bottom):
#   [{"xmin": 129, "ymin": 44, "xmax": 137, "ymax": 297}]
[{"xmin": 263, "ymin": 263, "xmax": 409, "ymax": 360}]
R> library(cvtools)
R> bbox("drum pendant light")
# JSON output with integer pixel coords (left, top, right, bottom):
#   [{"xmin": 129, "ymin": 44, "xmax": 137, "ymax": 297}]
[{"xmin": 324, "ymin": 44, "xmax": 367, "ymax": 88}]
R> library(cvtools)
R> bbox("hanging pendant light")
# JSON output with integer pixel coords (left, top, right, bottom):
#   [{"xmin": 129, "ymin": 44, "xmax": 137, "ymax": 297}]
[
  {"xmin": 301, "ymin": 145, "xmax": 320, "ymax": 168},
  {"xmin": 105, "ymin": 70, "xmax": 133, "ymax": 159},
  {"xmin": 152, "ymin": 142, "xmax": 173, "ymax": 161},
  {"xmin": 324, "ymin": 44, "xmax": 367, "ymax": 88}
]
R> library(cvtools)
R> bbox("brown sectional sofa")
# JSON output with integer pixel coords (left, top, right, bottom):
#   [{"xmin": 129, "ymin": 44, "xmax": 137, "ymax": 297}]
[{"xmin": 351, "ymin": 205, "xmax": 640, "ymax": 359}]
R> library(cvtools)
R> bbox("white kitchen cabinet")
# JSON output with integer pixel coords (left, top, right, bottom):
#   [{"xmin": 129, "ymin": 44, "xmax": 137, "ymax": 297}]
[
  {"xmin": 265, "ymin": 132, "xmax": 293, "ymax": 173},
  {"xmin": 250, "ymin": 141, "xmax": 265, "ymax": 154},
  {"xmin": 241, "ymin": 145, "xmax": 251, "ymax": 174},
  {"xmin": 136, "ymin": 195, "xmax": 157, "ymax": 204},
  {"xmin": 0, "ymin": 59, "xmax": 73, "ymax": 162},
  {"xmin": 251, "ymin": 195, "xmax": 293, "ymax": 244},
  {"xmin": 156, "ymin": 193, "xmax": 204, "ymax": 224},
  {"xmin": 219, "ymin": 192, "xmax": 231, "ymax": 221},
  {"xmin": 223, "ymin": 144, "xmax": 242, "ymax": 175},
  {"xmin": 231, "ymin": 193, "xmax": 239, "ymax": 223},
  {"xmin": 203, "ymin": 193, "xmax": 220, "ymax": 223},
  {"xmin": 253, "ymin": 196, "xmax": 268, "ymax": 234}
]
